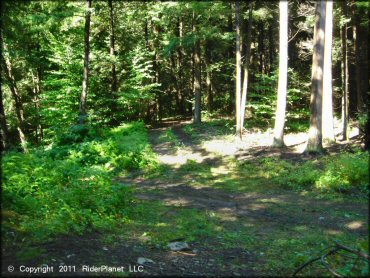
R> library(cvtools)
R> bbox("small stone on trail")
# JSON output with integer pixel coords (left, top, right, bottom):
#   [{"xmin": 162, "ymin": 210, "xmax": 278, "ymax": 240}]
[
  {"xmin": 137, "ymin": 257, "xmax": 155, "ymax": 265},
  {"xmin": 167, "ymin": 241, "xmax": 190, "ymax": 251}
]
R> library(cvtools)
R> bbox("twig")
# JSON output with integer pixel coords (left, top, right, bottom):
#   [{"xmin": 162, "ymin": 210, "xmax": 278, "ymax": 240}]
[{"xmin": 333, "ymin": 240, "xmax": 369, "ymax": 260}]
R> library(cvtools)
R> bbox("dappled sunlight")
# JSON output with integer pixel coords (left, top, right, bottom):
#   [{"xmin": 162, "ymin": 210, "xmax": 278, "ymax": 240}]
[{"xmin": 345, "ymin": 221, "xmax": 363, "ymax": 230}]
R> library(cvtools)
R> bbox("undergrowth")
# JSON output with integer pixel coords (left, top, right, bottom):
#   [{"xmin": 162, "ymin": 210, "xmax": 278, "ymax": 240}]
[{"xmin": 2, "ymin": 121, "xmax": 158, "ymax": 243}]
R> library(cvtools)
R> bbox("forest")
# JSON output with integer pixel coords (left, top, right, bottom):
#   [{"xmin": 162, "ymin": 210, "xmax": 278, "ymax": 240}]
[{"xmin": 1, "ymin": 0, "xmax": 369, "ymax": 277}]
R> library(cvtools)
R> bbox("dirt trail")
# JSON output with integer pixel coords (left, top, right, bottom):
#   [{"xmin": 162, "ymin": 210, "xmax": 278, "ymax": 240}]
[{"xmin": 131, "ymin": 122, "xmax": 368, "ymax": 234}]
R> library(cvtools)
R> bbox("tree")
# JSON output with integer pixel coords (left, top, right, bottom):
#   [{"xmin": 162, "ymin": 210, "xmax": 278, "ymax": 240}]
[
  {"xmin": 305, "ymin": 0, "xmax": 326, "ymax": 153},
  {"xmin": 272, "ymin": 0, "xmax": 288, "ymax": 147},
  {"xmin": 322, "ymin": 0, "xmax": 335, "ymax": 142},
  {"xmin": 193, "ymin": 10, "xmax": 201, "ymax": 124},
  {"xmin": 78, "ymin": 0, "xmax": 92, "ymax": 125},
  {"xmin": 341, "ymin": 0, "xmax": 349, "ymax": 141},
  {"xmin": 239, "ymin": 3, "xmax": 253, "ymax": 140},
  {"xmin": 2, "ymin": 43, "xmax": 28, "ymax": 151},
  {"xmin": 235, "ymin": 2, "xmax": 242, "ymax": 137}
]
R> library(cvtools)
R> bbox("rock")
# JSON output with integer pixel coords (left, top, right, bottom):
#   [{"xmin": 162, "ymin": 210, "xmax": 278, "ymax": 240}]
[
  {"xmin": 66, "ymin": 254, "xmax": 75, "ymax": 259},
  {"xmin": 319, "ymin": 217, "xmax": 325, "ymax": 221},
  {"xmin": 167, "ymin": 241, "xmax": 190, "ymax": 251},
  {"xmin": 102, "ymin": 247, "xmax": 109, "ymax": 251},
  {"xmin": 137, "ymin": 257, "xmax": 154, "ymax": 265},
  {"xmin": 192, "ymin": 249, "xmax": 199, "ymax": 254}
]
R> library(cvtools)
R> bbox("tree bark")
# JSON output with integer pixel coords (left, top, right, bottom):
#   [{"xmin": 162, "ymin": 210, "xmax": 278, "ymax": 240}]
[
  {"xmin": 78, "ymin": 0, "xmax": 92, "ymax": 125},
  {"xmin": 177, "ymin": 16, "xmax": 185, "ymax": 115},
  {"xmin": 205, "ymin": 41, "xmax": 213, "ymax": 113},
  {"xmin": 235, "ymin": 1, "xmax": 242, "ymax": 137},
  {"xmin": 341, "ymin": 0, "xmax": 349, "ymax": 141},
  {"xmin": 193, "ymin": 10, "xmax": 201, "ymax": 124},
  {"xmin": 227, "ymin": 3, "xmax": 234, "ymax": 114},
  {"xmin": 273, "ymin": 0, "xmax": 288, "ymax": 147},
  {"xmin": 322, "ymin": 0, "xmax": 335, "ymax": 142},
  {"xmin": 305, "ymin": 0, "xmax": 326, "ymax": 153},
  {"xmin": 239, "ymin": 3, "xmax": 253, "ymax": 140},
  {"xmin": 2, "ymin": 43, "xmax": 28, "ymax": 151},
  {"xmin": 108, "ymin": 0, "xmax": 117, "ymax": 93},
  {"xmin": 0, "ymin": 3, "xmax": 10, "ymax": 151}
]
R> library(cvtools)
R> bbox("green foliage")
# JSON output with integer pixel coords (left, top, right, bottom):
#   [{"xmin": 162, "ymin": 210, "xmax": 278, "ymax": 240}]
[
  {"xmin": 316, "ymin": 152, "xmax": 369, "ymax": 193},
  {"xmin": 2, "ymin": 122, "xmax": 156, "ymax": 242},
  {"xmin": 240, "ymin": 152, "xmax": 369, "ymax": 194}
]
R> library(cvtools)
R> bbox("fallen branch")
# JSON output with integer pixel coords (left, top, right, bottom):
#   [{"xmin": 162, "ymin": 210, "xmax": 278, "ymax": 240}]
[{"xmin": 293, "ymin": 241, "xmax": 369, "ymax": 276}]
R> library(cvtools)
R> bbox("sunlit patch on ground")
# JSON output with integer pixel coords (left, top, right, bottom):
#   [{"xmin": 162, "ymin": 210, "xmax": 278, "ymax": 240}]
[{"xmin": 345, "ymin": 221, "xmax": 363, "ymax": 230}]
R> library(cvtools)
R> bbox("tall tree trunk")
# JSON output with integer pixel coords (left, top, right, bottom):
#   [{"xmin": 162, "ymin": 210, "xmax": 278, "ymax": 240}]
[
  {"xmin": 239, "ymin": 3, "xmax": 253, "ymax": 140},
  {"xmin": 205, "ymin": 41, "xmax": 213, "ymax": 113},
  {"xmin": 258, "ymin": 21, "xmax": 264, "ymax": 74},
  {"xmin": 235, "ymin": 1, "xmax": 242, "ymax": 137},
  {"xmin": 322, "ymin": 0, "xmax": 335, "ymax": 142},
  {"xmin": 193, "ymin": 10, "xmax": 201, "ymax": 124},
  {"xmin": 228, "ymin": 3, "xmax": 234, "ymax": 114},
  {"xmin": 177, "ymin": 16, "xmax": 185, "ymax": 115},
  {"xmin": 78, "ymin": 0, "xmax": 92, "ymax": 125},
  {"xmin": 341, "ymin": 1, "xmax": 349, "ymax": 141},
  {"xmin": 305, "ymin": 0, "xmax": 326, "ymax": 153},
  {"xmin": 108, "ymin": 0, "xmax": 117, "ymax": 93},
  {"xmin": 268, "ymin": 21, "xmax": 275, "ymax": 73},
  {"xmin": 2, "ymin": 44, "xmax": 28, "ymax": 151},
  {"xmin": 0, "ymin": 87, "xmax": 9, "ymax": 151},
  {"xmin": 273, "ymin": 0, "xmax": 288, "ymax": 147}
]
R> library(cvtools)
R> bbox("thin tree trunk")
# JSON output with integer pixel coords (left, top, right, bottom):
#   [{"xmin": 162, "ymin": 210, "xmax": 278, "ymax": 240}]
[
  {"xmin": 305, "ymin": 0, "xmax": 326, "ymax": 153},
  {"xmin": 2, "ymin": 44, "xmax": 28, "ymax": 151},
  {"xmin": 205, "ymin": 41, "xmax": 213, "ymax": 113},
  {"xmin": 78, "ymin": 0, "xmax": 92, "ymax": 124},
  {"xmin": 235, "ymin": 1, "xmax": 242, "ymax": 137},
  {"xmin": 228, "ymin": 3, "xmax": 234, "ymax": 114},
  {"xmin": 341, "ymin": 1, "xmax": 349, "ymax": 141},
  {"xmin": 193, "ymin": 10, "xmax": 201, "ymax": 124},
  {"xmin": 177, "ymin": 16, "xmax": 185, "ymax": 115},
  {"xmin": 0, "ymin": 89, "xmax": 9, "ymax": 151},
  {"xmin": 108, "ymin": 0, "xmax": 117, "ymax": 93},
  {"xmin": 273, "ymin": 0, "xmax": 288, "ymax": 147},
  {"xmin": 239, "ymin": 3, "xmax": 253, "ymax": 140},
  {"xmin": 322, "ymin": 0, "xmax": 335, "ymax": 142},
  {"xmin": 258, "ymin": 21, "xmax": 264, "ymax": 74}
]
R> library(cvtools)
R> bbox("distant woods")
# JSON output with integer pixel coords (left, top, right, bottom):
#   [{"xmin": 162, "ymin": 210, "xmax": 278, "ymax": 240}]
[{"xmin": 1, "ymin": 1, "xmax": 369, "ymax": 151}]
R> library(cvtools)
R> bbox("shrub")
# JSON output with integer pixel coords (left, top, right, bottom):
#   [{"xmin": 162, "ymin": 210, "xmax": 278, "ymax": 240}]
[
  {"xmin": 315, "ymin": 152, "xmax": 369, "ymax": 193},
  {"xmin": 2, "ymin": 121, "xmax": 155, "ymax": 242}
]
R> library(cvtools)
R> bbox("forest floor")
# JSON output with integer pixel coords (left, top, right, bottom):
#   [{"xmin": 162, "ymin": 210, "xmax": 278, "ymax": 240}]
[{"xmin": 2, "ymin": 119, "xmax": 368, "ymax": 277}]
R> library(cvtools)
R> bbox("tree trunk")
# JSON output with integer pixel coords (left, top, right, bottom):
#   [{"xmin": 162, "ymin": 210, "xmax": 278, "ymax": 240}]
[
  {"xmin": 239, "ymin": 3, "xmax": 253, "ymax": 140},
  {"xmin": 108, "ymin": 0, "xmax": 117, "ymax": 93},
  {"xmin": 0, "ymin": 88, "xmax": 9, "ymax": 151},
  {"xmin": 258, "ymin": 21, "xmax": 264, "ymax": 74},
  {"xmin": 177, "ymin": 16, "xmax": 185, "ymax": 115},
  {"xmin": 205, "ymin": 41, "xmax": 213, "ymax": 113},
  {"xmin": 2, "ymin": 44, "xmax": 28, "ymax": 151},
  {"xmin": 193, "ymin": 11, "xmax": 201, "ymax": 124},
  {"xmin": 273, "ymin": 0, "xmax": 288, "ymax": 147},
  {"xmin": 305, "ymin": 0, "xmax": 326, "ymax": 153},
  {"xmin": 228, "ymin": 3, "xmax": 234, "ymax": 114},
  {"xmin": 322, "ymin": 0, "xmax": 335, "ymax": 142},
  {"xmin": 341, "ymin": 1, "xmax": 349, "ymax": 141},
  {"xmin": 78, "ymin": 0, "xmax": 92, "ymax": 125},
  {"xmin": 235, "ymin": 1, "xmax": 242, "ymax": 137}
]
